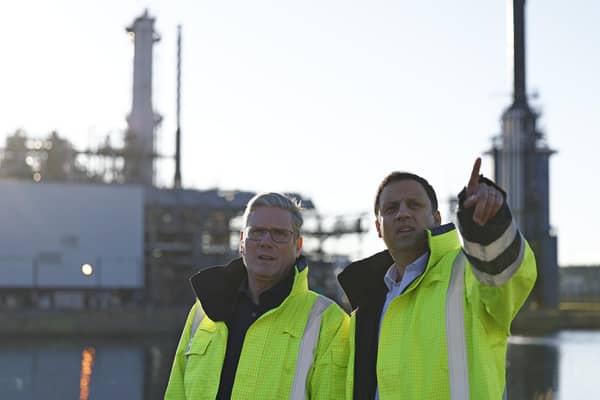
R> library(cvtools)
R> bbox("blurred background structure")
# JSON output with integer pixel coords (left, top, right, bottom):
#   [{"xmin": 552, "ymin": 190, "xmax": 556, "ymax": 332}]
[
  {"xmin": 489, "ymin": 0, "xmax": 559, "ymax": 309},
  {"xmin": 0, "ymin": 3, "xmax": 599, "ymax": 399},
  {"xmin": 0, "ymin": 10, "xmax": 368, "ymax": 311}
]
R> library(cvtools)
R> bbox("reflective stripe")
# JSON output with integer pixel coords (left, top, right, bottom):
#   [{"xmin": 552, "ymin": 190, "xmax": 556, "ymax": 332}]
[
  {"xmin": 290, "ymin": 295, "xmax": 333, "ymax": 400},
  {"xmin": 462, "ymin": 220, "xmax": 518, "ymax": 262},
  {"xmin": 185, "ymin": 305, "xmax": 205, "ymax": 365},
  {"xmin": 446, "ymin": 252, "xmax": 470, "ymax": 400},
  {"xmin": 469, "ymin": 233, "xmax": 525, "ymax": 286}
]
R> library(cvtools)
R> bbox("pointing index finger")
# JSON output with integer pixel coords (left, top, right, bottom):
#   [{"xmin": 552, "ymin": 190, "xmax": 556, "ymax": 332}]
[{"xmin": 467, "ymin": 157, "xmax": 482, "ymax": 193}]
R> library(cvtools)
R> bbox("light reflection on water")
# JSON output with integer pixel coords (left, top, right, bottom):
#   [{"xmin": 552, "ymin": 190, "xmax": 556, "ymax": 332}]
[
  {"xmin": 507, "ymin": 330, "xmax": 600, "ymax": 399},
  {"xmin": 0, "ymin": 330, "xmax": 598, "ymax": 399},
  {"xmin": 0, "ymin": 335, "xmax": 178, "ymax": 400},
  {"xmin": 555, "ymin": 331, "xmax": 600, "ymax": 399}
]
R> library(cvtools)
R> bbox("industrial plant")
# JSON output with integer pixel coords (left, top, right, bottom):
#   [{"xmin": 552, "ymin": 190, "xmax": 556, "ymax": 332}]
[
  {"xmin": 1, "ymin": 4, "xmax": 599, "ymax": 399},
  {"xmin": 0, "ymin": 10, "xmax": 367, "ymax": 313},
  {"xmin": 489, "ymin": 0, "xmax": 559, "ymax": 309},
  {"xmin": 0, "ymin": 5, "xmax": 598, "ymax": 319}
]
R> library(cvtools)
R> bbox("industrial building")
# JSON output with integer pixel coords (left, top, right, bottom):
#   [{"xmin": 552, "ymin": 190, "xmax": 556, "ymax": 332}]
[
  {"xmin": 0, "ymin": 10, "xmax": 366, "ymax": 311},
  {"xmin": 490, "ymin": 0, "xmax": 559, "ymax": 308},
  {"xmin": 0, "ymin": 178, "xmax": 363, "ymax": 310},
  {"xmin": 1, "ymin": 4, "xmax": 590, "ymax": 313}
]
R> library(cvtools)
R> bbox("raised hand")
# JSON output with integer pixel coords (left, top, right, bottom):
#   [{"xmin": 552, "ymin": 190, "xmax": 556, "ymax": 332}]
[{"xmin": 463, "ymin": 157, "xmax": 504, "ymax": 226}]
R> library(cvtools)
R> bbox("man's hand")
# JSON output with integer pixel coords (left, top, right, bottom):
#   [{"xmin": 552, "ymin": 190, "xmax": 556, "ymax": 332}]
[{"xmin": 463, "ymin": 157, "xmax": 504, "ymax": 226}]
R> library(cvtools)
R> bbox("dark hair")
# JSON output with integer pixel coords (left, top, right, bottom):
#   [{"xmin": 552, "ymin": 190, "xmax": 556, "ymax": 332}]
[{"xmin": 374, "ymin": 172, "xmax": 438, "ymax": 215}]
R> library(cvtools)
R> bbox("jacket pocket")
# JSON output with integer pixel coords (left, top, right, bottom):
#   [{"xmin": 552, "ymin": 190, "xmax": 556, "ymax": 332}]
[
  {"xmin": 183, "ymin": 330, "xmax": 218, "ymax": 399},
  {"xmin": 185, "ymin": 329, "xmax": 212, "ymax": 357}
]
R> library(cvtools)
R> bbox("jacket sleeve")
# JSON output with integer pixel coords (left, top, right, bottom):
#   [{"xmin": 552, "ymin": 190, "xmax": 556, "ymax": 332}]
[
  {"xmin": 164, "ymin": 301, "xmax": 202, "ymax": 400},
  {"xmin": 457, "ymin": 176, "xmax": 537, "ymax": 332},
  {"xmin": 307, "ymin": 301, "xmax": 350, "ymax": 400}
]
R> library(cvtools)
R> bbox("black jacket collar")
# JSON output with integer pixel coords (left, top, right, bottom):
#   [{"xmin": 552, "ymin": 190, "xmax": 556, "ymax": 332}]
[
  {"xmin": 190, "ymin": 256, "xmax": 306, "ymax": 322},
  {"xmin": 337, "ymin": 249, "xmax": 392, "ymax": 310}
]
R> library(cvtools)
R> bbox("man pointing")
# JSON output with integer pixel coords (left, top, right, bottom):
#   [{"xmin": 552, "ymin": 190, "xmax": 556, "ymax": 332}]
[{"xmin": 338, "ymin": 158, "xmax": 537, "ymax": 399}]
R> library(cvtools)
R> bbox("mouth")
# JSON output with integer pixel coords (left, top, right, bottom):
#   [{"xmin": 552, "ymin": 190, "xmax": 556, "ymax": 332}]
[
  {"xmin": 396, "ymin": 226, "xmax": 415, "ymax": 234},
  {"xmin": 258, "ymin": 255, "xmax": 276, "ymax": 261}
]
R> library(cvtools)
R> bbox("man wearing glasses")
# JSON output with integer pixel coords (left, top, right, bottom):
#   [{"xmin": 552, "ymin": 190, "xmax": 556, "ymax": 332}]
[{"xmin": 165, "ymin": 192, "xmax": 349, "ymax": 399}]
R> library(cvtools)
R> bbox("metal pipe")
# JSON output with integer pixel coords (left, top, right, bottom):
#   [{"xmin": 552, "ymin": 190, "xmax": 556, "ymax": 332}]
[{"xmin": 174, "ymin": 25, "xmax": 182, "ymax": 189}]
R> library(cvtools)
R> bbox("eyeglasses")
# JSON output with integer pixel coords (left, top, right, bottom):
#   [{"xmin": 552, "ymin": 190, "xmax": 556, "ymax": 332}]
[{"xmin": 244, "ymin": 226, "xmax": 296, "ymax": 244}]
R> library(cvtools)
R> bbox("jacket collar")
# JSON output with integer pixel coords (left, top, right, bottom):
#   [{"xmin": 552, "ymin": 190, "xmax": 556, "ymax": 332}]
[
  {"xmin": 338, "ymin": 223, "xmax": 460, "ymax": 309},
  {"xmin": 190, "ymin": 255, "xmax": 309, "ymax": 322}
]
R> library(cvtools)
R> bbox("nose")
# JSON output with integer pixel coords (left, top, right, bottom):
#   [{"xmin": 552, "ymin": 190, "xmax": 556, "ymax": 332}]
[
  {"xmin": 395, "ymin": 202, "xmax": 411, "ymax": 219},
  {"xmin": 258, "ymin": 230, "xmax": 275, "ymax": 246}
]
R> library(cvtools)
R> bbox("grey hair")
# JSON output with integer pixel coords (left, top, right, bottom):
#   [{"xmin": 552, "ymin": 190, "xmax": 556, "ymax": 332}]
[{"xmin": 242, "ymin": 192, "xmax": 303, "ymax": 235}]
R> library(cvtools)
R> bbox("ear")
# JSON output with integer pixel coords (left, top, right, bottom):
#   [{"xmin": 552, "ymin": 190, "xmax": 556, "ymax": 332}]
[
  {"xmin": 375, "ymin": 217, "xmax": 382, "ymax": 238},
  {"xmin": 433, "ymin": 210, "xmax": 442, "ymax": 227},
  {"xmin": 295, "ymin": 236, "xmax": 303, "ymax": 254},
  {"xmin": 239, "ymin": 231, "xmax": 245, "ymax": 254}
]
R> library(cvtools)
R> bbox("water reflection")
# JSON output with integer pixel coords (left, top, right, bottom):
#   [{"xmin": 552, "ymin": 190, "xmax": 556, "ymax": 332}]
[
  {"xmin": 80, "ymin": 347, "xmax": 95, "ymax": 400},
  {"xmin": 0, "ymin": 331, "xmax": 598, "ymax": 399},
  {"xmin": 556, "ymin": 331, "xmax": 600, "ymax": 399},
  {"xmin": 0, "ymin": 335, "xmax": 178, "ymax": 400},
  {"xmin": 507, "ymin": 336, "xmax": 558, "ymax": 399},
  {"xmin": 507, "ymin": 331, "xmax": 600, "ymax": 399}
]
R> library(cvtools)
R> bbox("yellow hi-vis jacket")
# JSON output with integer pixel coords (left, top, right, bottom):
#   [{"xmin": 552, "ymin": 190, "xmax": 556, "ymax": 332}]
[
  {"xmin": 165, "ymin": 261, "xmax": 349, "ymax": 400},
  {"xmin": 339, "ymin": 221, "xmax": 537, "ymax": 400}
]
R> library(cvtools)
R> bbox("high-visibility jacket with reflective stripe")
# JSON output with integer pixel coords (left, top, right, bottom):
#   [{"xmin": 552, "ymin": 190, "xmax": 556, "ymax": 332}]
[
  {"xmin": 165, "ymin": 266, "xmax": 349, "ymax": 400},
  {"xmin": 343, "ymin": 224, "xmax": 536, "ymax": 400}
]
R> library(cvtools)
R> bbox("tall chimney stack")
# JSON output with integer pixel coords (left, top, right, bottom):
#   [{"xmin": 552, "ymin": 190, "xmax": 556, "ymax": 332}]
[
  {"xmin": 174, "ymin": 25, "xmax": 182, "ymax": 189},
  {"xmin": 491, "ymin": 0, "xmax": 559, "ymax": 308},
  {"xmin": 510, "ymin": 0, "xmax": 527, "ymax": 106},
  {"xmin": 125, "ymin": 9, "xmax": 162, "ymax": 185}
]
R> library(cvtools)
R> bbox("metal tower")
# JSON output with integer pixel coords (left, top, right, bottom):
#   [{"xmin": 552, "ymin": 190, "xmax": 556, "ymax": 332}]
[
  {"xmin": 490, "ymin": 0, "xmax": 558, "ymax": 308},
  {"xmin": 125, "ymin": 10, "xmax": 162, "ymax": 185},
  {"xmin": 174, "ymin": 25, "xmax": 182, "ymax": 189}
]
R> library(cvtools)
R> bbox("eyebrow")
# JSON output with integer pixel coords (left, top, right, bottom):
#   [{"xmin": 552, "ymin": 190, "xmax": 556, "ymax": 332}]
[
  {"xmin": 381, "ymin": 197, "xmax": 425, "ymax": 207},
  {"xmin": 248, "ymin": 225, "xmax": 292, "ymax": 231}
]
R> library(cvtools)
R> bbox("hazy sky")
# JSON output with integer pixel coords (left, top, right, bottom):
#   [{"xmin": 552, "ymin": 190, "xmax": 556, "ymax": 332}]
[{"xmin": 0, "ymin": 0, "xmax": 597, "ymax": 265}]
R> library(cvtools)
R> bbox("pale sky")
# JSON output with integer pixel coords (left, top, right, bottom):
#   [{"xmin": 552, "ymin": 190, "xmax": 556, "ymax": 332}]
[{"xmin": 0, "ymin": 0, "xmax": 598, "ymax": 265}]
